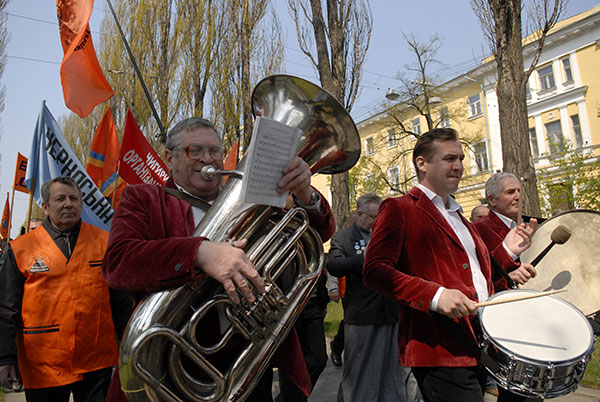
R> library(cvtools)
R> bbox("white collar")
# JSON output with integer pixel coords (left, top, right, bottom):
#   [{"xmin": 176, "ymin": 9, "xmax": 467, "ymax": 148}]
[
  {"xmin": 416, "ymin": 183, "xmax": 463, "ymax": 213},
  {"xmin": 492, "ymin": 209, "xmax": 516, "ymax": 229}
]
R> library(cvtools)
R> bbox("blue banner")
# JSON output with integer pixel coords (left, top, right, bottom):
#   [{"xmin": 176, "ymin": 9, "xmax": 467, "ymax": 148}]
[{"xmin": 25, "ymin": 102, "xmax": 114, "ymax": 231}]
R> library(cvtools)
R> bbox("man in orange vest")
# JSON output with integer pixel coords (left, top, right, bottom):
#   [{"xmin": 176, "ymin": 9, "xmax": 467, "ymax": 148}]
[{"xmin": 0, "ymin": 176, "xmax": 124, "ymax": 402}]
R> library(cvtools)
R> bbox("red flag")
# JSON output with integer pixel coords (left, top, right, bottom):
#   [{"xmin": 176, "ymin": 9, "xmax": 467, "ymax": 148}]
[
  {"xmin": 119, "ymin": 110, "xmax": 169, "ymax": 186},
  {"xmin": 85, "ymin": 105, "xmax": 126, "ymax": 206},
  {"xmin": 13, "ymin": 153, "xmax": 29, "ymax": 194},
  {"xmin": 57, "ymin": 0, "xmax": 114, "ymax": 118},
  {"xmin": 1, "ymin": 193, "xmax": 9, "ymax": 240}
]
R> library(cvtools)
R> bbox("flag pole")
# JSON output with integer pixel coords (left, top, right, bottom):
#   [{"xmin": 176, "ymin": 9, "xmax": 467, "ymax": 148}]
[
  {"xmin": 8, "ymin": 189, "xmax": 15, "ymax": 241},
  {"xmin": 111, "ymin": 160, "xmax": 121, "ymax": 206},
  {"xmin": 105, "ymin": 0, "xmax": 167, "ymax": 143},
  {"xmin": 24, "ymin": 177, "xmax": 35, "ymax": 233}
]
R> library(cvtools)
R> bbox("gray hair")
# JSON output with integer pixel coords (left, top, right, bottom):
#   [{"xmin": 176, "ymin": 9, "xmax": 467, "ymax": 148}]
[
  {"xmin": 356, "ymin": 193, "xmax": 382, "ymax": 211},
  {"xmin": 165, "ymin": 117, "xmax": 221, "ymax": 151},
  {"xmin": 41, "ymin": 176, "xmax": 82, "ymax": 204},
  {"xmin": 485, "ymin": 172, "xmax": 519, "ymax": 199}
]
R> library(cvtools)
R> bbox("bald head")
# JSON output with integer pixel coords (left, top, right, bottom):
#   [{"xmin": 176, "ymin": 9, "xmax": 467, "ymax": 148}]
[{"xmin": 471, "ymin": 205, "xmax": 490, "ymax": 222}]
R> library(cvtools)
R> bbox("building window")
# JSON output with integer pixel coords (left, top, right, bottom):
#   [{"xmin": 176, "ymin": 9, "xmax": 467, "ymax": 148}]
[
  {"xmin": 388, "ymin": 166, "xmax": 400, "ymax": 189},
  {"xmin": 561, "ymin": 57, "xmax": 573, "ymax": 83},
  {"xmin": 529, "ymin": 127, "xmax": 539, "ymax": 159},
  {"xmin": 538, "ymin": 64, "xmax": 555, "ymax": 92},
  {"xmin": 439, "ymin": 106, "xmax": 450, "ymax": 128},
  {"xmin": 545, "ymin": 120, "xmax": 563, "ymax": 154},
  {"xmin": 386, "ymin": 129, "xmax": 397, "ymax": 148},
  {"xmin": 411, "ymin": 118, "xmax": 421, "ymax": 135},
  {"xmin": 473, "ymin": 142, "xmax": 489, "ymax": 172},
  {"xmin": 571, "ymin": 114, "xmax": 583, "ymax": 148},
  {"xmin": 364, "ymin": 137, "xmax": 374, "ymax": 156},
  {"xmin": 467, "ymin": 94, "xmax": 482, "ymax": 118}
]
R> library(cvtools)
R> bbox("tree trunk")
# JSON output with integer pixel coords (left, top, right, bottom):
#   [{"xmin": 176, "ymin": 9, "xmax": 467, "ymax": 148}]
[
  {"xmin": 241, "ymin": 0, "xmax": 253, "ymax": 151},
  {"xmin": 491, "ymin": 0, "xmax": 541, "ymax": 216}
]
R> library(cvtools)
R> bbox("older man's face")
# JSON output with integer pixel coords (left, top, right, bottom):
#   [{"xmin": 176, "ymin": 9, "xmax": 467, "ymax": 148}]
[
  {"xmin": 166, "ymin": 127, "xmax": 225, "ymax": 200},
  {"xmin": 42, "ymin": 182, "xmax": 82, "ymax": 231},
  {"xmin": 489, "ymin": 177, "xmax": 520, "ymax": 221}
]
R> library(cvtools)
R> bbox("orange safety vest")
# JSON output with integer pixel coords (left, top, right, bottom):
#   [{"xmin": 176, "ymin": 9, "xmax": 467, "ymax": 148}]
[{"xmin": 12, "ymin": 221, "xmax": 118, "ymax": 388}]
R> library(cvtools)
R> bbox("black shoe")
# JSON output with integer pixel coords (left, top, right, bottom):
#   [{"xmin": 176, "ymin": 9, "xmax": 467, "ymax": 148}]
[{"xmin": 330, "ymin": 350, "xmax": 343, "ymax": 367}]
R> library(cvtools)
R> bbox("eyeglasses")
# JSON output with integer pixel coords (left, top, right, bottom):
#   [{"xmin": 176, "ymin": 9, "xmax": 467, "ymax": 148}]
[
  {"xmin": 176, "ymin": 144, "xmax": 225, "ymax": 160},
  {"xmin": 359, "ymin": 210, "xmax": 378, "ymax": 219}
]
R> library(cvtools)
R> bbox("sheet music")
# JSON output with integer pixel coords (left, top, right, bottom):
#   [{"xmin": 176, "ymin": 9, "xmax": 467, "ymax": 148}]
[{"xmin": 242, "ymin": 116, "xmax": 302, "ymax": 207}]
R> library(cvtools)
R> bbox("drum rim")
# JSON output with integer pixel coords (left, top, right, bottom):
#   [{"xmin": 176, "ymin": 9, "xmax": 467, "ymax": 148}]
[{"xmin": 478, "ymin": 289, "xmax": 595, "ymax": 364}]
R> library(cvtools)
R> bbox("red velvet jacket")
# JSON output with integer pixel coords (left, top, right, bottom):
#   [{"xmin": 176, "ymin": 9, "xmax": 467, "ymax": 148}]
[
  {"xmin": 103, "ymin": 178, "xmax": 335, "ymax": 401},
  {"xmin": 363, "ymin": 187, "xmax": 514, "ymax": 368},
  {"xmin": 472, "ymin": 211, "xmax": 520, "ymax": 291}
]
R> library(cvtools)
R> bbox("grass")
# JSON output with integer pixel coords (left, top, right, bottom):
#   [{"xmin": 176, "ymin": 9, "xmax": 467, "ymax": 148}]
[
  {"xmin": 324, "ymin": 301, "xmax": 600, "ymax": 389},
  {"xmin": 324, "ymin": 300, "xmax": 344, "ymax": 337},
  {"xmin": 581, "ymin": 347, "xmax": 600, "ymax": 389}
]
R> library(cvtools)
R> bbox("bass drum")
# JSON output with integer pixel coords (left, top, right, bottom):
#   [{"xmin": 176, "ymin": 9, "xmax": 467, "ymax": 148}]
[{"xmin": 520, "ymin": 210, "xmax": 600, "ymax": 316}]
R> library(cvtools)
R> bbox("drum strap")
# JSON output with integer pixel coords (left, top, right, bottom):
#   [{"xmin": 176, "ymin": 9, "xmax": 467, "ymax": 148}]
[
  {"xmin": 442, "ymin": 315, "xmax": 504, "ymax": 374},
  {"xmin": 489, "ymin": 255, "xmax": 517, "ymax": 289}
]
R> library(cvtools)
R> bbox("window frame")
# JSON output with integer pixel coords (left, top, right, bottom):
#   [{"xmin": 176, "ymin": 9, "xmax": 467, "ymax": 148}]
[
  {"xmin": 364, "ymin": 137, "xmax": 374, "ymax": 156},
  {"xmin": 411, "ymin": 118, "xmax": 421, "ymax": 135},
  {"xmin": 467, "ymin": 94, "xmax": 482, "ymax": 118},
  {"xmin": 538, "ymin": 64, "xmax": 556, "ymax": 92}
]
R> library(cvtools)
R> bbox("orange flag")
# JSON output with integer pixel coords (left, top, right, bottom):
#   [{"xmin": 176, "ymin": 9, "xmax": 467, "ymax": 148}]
[
  {"xmin": 223, "ymin": 140, "xmax": 239, "ymax": 184},
  {"xmin": 57, "ymin": 0, "xmax": 114, "ymax": 118},
  {"xmin": 85, "ymin": 105, "xmax": 126, "ymax": 206},
  {"xmin": 1, "ymin": 193, "xmax": 9, "ymax": 240},
  {"xmin": 13, "ymin": 153, "xmax": 29, "ymax": 194}
]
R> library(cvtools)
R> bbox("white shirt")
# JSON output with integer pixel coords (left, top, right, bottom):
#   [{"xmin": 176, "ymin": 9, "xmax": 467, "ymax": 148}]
[
  {"xmin": 416, "ymin": 184, "xmax": 489, "ymax": 311},
  {"xmin": 491, "ymin": 210, "xmax": 519, "ymax": 260},
  {"xmin": 175, "ymin": 182, "xmax": 212, "ymax": 226}
]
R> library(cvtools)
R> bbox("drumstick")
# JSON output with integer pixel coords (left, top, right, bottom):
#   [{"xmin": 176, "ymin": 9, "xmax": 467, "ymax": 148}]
[
  {"xmin": 474, "ymin": 289, "xmax": 567, "ymax": 308},
  {"xmin": 516, "ymin": 178, "xmax": 524, "ymax": 226}
]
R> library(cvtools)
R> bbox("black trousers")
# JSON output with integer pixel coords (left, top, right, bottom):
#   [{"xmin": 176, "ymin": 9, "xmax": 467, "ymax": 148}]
[
  {"xmin": 24, "ymin": 367, "xmax": 112, "ymax": 402},
  {"xmin": 278, "ymin": 299, "xmax": 327, "ymax": 402},
  {"xmin": 330, "ymin": 319, "xmax": 345, "ymax": 355},
  {"xmin": 412, "ymin": 366, "xmax": 487, "ymax": 402},
  {"xmin": 497, "ymin": 386, "xmax": 543, "ymax": 402}
]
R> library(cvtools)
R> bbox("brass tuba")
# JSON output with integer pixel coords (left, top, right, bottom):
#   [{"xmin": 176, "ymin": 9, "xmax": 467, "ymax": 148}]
[{"xmin": 118, "ymin": 75, "xmax": 360, "ymax": 402}]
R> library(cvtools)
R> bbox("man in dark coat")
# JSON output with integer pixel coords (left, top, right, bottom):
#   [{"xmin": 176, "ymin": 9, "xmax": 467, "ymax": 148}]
[{"xmin": 329, "ymin": 193, "xmax": 416, "ymax": 402}]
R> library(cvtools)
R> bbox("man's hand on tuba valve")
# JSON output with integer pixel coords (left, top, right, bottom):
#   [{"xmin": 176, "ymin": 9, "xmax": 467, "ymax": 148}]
[{"xmin": 195, "ymin": 239, "xmax": 266, "ymax": 304}]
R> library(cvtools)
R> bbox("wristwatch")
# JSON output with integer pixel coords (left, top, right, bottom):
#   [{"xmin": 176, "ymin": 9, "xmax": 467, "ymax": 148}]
[{"xmin": 293, "ymin": 190, "xmax": 321, "ymax": 211}]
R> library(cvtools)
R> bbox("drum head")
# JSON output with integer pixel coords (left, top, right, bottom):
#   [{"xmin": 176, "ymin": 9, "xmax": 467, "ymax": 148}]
[
  {"xmin": 520, "ymin": 210, "xmax": 600, "ymax": 316},
  {"xmin": 480, "ymin": 290, "xmax": 593, "ymax": 362}
]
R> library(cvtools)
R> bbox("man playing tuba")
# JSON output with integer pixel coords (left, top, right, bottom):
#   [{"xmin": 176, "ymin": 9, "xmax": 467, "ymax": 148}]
[{"xmin": 102, "ymin": 117, "xmax": 335, "ymax": 402}]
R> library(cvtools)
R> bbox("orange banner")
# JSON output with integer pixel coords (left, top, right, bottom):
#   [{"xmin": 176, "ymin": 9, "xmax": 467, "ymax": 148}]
[
  {"xmin": 13, "ymin": 153, "xmax": 29, "ymax": 194},
  {"xmin": 85, "ymin": 105, "xmax": 125, "ymax": 206},
  {"xmin": 57, "ymin": 0, "xmax": 113, "ymax": 117},
  {"xmin": 1, "ymin": 193, "xmax": 9, "ymax": 240}
]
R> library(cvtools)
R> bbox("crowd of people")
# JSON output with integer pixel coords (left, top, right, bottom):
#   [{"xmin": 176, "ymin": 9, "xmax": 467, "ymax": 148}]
[{"xmin": 0, "ymin": 121, "xmax": 545, "ymax": 402}]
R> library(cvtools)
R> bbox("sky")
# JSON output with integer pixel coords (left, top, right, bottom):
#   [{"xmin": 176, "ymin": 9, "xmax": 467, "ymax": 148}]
[{"xmin": 1, "ymin": 0, "xmax": 598, "ymax": 238}]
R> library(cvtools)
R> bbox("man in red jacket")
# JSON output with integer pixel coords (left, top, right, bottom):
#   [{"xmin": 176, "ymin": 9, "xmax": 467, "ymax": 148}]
[
  {"xmin": 473, "ymin": 172, "xmax": 537, "ymax": 290},
  {"xmin": 103, "ymin": 117, "xmax": 335, "ymax": 402},
  {"xmin": 363, "ymin": 128, "xmax": 536, "ymax": 402},
  {"xmin": 472, "ymin": 172, "xmax": 539, "ymax": 402}
]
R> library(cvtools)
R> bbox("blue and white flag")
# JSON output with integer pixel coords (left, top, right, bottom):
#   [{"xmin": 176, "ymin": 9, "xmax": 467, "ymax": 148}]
[{"xmin": 25, "ymin": 102, "xmax": 114, "ymax": 231}]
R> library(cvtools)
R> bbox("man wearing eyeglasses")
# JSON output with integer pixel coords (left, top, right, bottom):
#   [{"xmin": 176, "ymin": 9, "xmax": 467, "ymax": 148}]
[
  {"xmin": 328, "ymin": 194, "xmax": 417, "ymax": 402},
  {"xmin": 102, "ymin": 117, "xmax": 335, "ymax": 402}
]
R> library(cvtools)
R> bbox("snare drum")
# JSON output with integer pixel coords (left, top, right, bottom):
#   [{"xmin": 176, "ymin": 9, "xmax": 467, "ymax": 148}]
[{"xmin": 478, "ymin": 289, "xmax": 595, "ymax": 399}]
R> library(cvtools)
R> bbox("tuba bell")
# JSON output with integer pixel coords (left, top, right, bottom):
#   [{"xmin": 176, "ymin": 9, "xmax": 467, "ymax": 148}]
[{"xmin": 118, "ymin": 75, "xmax": 361, "ymax": 402}]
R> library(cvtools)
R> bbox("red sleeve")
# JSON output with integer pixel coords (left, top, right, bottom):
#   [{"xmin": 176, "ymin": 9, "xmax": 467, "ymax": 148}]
[
  {"xmin": 363, "ymin": 198, "xmax": 439, "ymax": 313},
  {"xmin": 103, "ymin": 185, "xmax": 206, "ymax": 292}
]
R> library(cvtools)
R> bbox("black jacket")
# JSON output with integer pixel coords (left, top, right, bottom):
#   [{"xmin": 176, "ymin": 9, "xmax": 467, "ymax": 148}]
[{"xmin": 327, "ymin": 222, "xmax": 397, "ymax": 325}]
